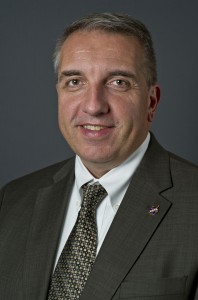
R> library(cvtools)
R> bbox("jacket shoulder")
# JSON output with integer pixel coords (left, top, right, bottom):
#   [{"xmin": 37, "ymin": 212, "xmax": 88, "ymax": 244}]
[
  {"xmin": 1, "ymin": 158, "xmax": 75, "ymax": 195},
  {"xmin": 169, "ymin": 152, "xmax": 198, "ymax": 189},
  {"xmin": 169, "ymin": 152, "xmax": 198, "ymax": 173}
]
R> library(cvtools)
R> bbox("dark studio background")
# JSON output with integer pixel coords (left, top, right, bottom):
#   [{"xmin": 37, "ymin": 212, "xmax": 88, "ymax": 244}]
[{"xmin": 0, "ymin": 0, "xmax": 198, "ymax": 187}]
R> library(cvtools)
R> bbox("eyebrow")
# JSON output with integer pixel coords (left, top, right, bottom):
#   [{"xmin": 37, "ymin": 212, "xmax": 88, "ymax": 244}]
[
  {"xmin": 107, "ymin": 70, "xmax": 137, "ymax": 80},
  {"xmin": 58, "ymin": 70, "xmax": 83, "ymax": 82},
  {"xmin": 106, "ymin": 70, "xmax": 139, "ymax": 86}
]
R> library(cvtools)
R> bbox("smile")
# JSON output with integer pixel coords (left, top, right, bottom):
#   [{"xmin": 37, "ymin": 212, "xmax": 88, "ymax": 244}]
[{"xmin": 83, "ymin": 125, "xmax": 107, "ymax": 131}]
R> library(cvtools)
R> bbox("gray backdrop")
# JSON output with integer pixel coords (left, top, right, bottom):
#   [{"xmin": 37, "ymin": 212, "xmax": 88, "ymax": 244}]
[{"xmin": 1, "ymin": 0, "xmax": 198, "ymax": 187}]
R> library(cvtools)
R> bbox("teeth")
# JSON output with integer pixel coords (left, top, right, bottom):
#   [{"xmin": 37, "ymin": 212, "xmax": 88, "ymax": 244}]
[{"xmin": 83, "ymin": 125, "xmax": 105, "ymax": 131}]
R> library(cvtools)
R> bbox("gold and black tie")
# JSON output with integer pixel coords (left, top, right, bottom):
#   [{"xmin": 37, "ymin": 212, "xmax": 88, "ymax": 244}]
[{"xmin": 48, "ymin": 183, "xmax": 107, "ymax": 299}]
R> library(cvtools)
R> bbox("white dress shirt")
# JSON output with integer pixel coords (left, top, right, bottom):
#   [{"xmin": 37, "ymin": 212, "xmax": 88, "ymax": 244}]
[{"xmin": 54, "ymin": 133, "xmax": 150, "ymax": 267}]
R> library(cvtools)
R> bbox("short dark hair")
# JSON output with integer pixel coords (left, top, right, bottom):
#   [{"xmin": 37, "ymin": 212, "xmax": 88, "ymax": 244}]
[{"xmin": 54, "ymin": 12, "xmax": 157, "ymax": 86}]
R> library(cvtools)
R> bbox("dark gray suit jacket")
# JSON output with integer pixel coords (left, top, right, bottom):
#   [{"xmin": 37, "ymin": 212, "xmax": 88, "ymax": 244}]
[{"xmin": 0, "ymin": 135, "xmax": 198, "ymax": 300}]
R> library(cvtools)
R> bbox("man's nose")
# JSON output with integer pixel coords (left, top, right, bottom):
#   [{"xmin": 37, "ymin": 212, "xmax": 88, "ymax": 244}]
[{"xmin": 82, "ymin": 85, "xmax": 110, "ymax": 116}]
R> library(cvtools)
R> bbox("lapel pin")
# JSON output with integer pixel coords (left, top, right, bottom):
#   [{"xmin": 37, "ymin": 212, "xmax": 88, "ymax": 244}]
[{"xmin": 149, "ymin": 205, "xmax": 160, "ymax": 216}]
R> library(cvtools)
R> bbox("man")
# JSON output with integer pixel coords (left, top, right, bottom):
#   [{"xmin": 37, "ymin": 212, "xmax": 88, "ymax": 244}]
[{"xmin": 0, "ymin": 12, "xmax": 198, "ymax": 300}]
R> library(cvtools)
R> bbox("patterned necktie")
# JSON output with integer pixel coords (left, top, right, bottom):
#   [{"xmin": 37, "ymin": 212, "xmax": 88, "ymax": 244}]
[{"xmin": 48, "ymin": 183, "xmax": 107, "ymax": 300}]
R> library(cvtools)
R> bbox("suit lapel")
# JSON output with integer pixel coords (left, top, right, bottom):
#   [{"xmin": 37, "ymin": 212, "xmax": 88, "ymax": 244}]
[
  {"xmin": 23, "ymin": 159, "xmax": 75, "ymax": 300},
  {"xmin": 80, "ymin": 135, "xmax": 173, "ymax": 300}
]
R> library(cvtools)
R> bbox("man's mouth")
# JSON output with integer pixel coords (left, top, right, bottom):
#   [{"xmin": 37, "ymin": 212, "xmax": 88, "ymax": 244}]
[{"xmin": 82, "ymin": 125, "xmax": 107, "ymax": 131}]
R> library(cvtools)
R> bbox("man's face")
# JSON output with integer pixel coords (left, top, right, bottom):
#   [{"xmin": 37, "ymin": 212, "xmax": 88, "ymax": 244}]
[{"xmin": 57, "ymin": 30, "xmax": 160, "ymax": 177}]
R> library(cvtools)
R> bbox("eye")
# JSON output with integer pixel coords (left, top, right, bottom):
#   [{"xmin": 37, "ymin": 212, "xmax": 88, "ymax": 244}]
[
  {"xmin": 63, "ymin": 77, "xmax": 86, "ymax": 91},
  {"xmin": 108, "ymin": 78, "xmax": 130, "ymax": 91},
  {"xmin": 114, "ymin": 79, "xmax": 127, "ymax": 86},
  {"xmin": 67, "ymin": 79, "xmax": 81, "ymax": 86}
]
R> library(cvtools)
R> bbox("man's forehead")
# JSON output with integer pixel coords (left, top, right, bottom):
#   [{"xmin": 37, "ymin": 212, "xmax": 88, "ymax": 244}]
[
  {"xmin": 62, "ymin": 29, "xmax": 142, "ymax": 51},
  {"xmin": 59, "ymin": 30, "xmax": 144, "ymax": 66},
  {"xmin": 57, "ymin": 30, "xmax": 145, "ymax": 81}
]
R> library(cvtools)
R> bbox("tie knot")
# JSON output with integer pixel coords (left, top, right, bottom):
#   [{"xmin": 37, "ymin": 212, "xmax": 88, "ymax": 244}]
[{"xmin": 82, "ymin": 183, "xmax": 107, "ymax": 209}]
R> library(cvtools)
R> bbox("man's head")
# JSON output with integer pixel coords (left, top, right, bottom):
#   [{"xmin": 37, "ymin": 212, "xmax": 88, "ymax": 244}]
[
  {"xmin": 55, "ymin": 13, "xmax": 160, "ymax": 178},
  {"xmin": 54, "ymin": 12, "xmax": 157, "ymax": 87}
]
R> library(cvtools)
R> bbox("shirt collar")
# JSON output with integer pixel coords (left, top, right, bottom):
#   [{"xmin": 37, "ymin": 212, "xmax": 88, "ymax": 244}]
[{"xmin": 75, "ymin": 132, "xmax": 150, "ymax": 206}]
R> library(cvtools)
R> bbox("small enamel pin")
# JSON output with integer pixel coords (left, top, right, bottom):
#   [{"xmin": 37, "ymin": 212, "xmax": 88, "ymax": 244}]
[{"xmin": 149, "ymin": 205, "xmax": 160, "ymax": 216}]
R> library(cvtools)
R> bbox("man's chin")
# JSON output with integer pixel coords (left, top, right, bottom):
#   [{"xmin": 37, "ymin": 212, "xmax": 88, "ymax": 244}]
[
  {"xmin": 78, "ymin": 152, "xmax": 120, "ymax": 177},
  {"xmin": 80, "ymin": 155, "xmax": 112, "ymax": 165}
]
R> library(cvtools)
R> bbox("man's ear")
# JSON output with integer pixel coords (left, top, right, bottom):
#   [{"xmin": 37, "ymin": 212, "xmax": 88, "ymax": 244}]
[{"xmin": 148, "ymin": 85, "xmax": 160, "ymax": 122}]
